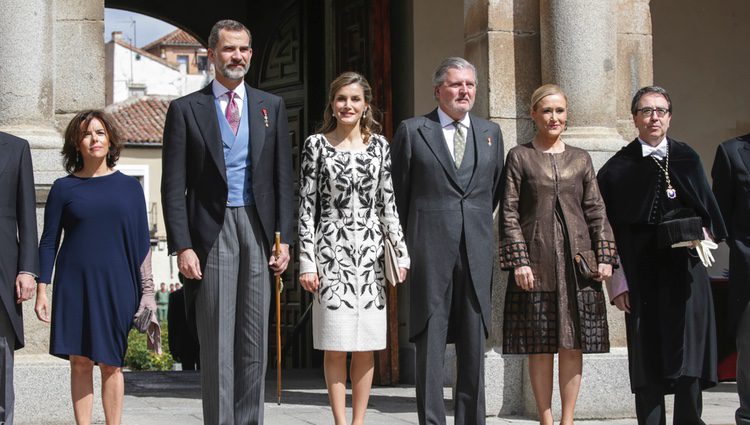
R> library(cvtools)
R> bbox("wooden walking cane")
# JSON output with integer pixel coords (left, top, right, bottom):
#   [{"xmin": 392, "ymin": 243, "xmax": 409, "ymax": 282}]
[{"xmin": 274, "ymin": 232, "xmax": 282, "ymax": 405}]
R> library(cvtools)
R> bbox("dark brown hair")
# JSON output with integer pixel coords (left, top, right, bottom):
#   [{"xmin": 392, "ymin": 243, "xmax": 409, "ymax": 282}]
[
  {"xmin": 208, "ymin": 20, "xmax": 252, "ymax": 50},
  {"xmin": 317, "ymin": 72, "xmax": 382, "ymax": 144},
  {"xmin": 62, "ymin": 110, "xmax": 122, "ymax": 173}
]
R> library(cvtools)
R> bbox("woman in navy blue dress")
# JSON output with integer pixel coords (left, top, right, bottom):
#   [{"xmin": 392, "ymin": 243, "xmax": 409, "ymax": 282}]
[{"xmin": 36, "ymin": 110, "xmax": 156, "ymax": 425}]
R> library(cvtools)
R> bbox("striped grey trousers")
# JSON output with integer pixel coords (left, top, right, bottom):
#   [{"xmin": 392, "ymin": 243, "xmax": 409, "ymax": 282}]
[
  {"xmin": 196, "ymin": 206, "xmax": 271, "ymax": 425},
  {"xmin": 0, "ymin": 303, "xmax": 15, "ymax": 425}
]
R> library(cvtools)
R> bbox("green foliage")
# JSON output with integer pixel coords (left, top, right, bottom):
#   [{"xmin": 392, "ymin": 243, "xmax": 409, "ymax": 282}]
[{"xmin": 124, "ymin": 321, "xmax": 174, "ymax": 371}]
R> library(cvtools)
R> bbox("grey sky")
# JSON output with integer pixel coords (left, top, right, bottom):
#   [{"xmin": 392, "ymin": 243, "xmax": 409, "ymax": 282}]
[{"xmin": 104, "ymin": 8, "xmax": 177, "ymax": 48}]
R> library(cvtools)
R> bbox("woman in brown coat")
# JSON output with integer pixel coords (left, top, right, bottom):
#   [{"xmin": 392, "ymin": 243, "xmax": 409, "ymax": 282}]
[{"xmin": 499, "ymin": 84, "xmax": 618, "ymax": 425}]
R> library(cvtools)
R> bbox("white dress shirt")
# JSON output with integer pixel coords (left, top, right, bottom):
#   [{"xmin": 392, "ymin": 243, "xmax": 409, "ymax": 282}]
[
  {"xmin": 212, "ymin": 80, "xmax": 245, "ymax": 119},
  {"xmin": 437, "ymin": 107, "xmax": 471, "ymax": 161}
]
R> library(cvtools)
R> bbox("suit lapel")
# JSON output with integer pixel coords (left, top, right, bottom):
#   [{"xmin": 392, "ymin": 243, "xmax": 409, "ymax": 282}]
[
  {"xmin": 246, "ymin": 84, "xmax": 267, "ymax": 172},
  {"xmin": 418, "ymin": 110, "xmax": 460, "ymax": 188},
  {"xmin": 0, "ymin": 138, "xmax": 10, "ymax": 177},
  {"xmin": 740, "ymin": 142, "xmax": 750, "ymax": 175},
  {"xmin": 191, "ymin": 85, "xmax": 226, "ymax": 182},
  {"xmin": 465, "ymin": 115, "xmax": 489, "ymax": 194}
]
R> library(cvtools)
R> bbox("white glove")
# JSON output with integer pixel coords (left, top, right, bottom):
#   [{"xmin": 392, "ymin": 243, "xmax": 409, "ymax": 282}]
[{"xmin": 671, "ymin": 239, "xmax": 718, "ymax": 267}]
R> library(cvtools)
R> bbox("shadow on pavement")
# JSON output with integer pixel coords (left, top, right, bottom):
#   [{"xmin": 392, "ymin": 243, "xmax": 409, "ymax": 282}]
[{"xmin": 124, "ymin": 368, "xmax": 422, "ymax": 414}]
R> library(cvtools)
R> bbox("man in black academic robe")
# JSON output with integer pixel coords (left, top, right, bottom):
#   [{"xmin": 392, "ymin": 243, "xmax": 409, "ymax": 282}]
[
  {"xmin": 712, "ymin": 133, "xmax": 750, "ymax": 425},
  {"xmin": 598, "ymin": 86, "xmax": 727, "ymax": 425}
]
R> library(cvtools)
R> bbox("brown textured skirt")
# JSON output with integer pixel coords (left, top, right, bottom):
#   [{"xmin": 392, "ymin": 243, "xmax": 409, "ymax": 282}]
[{"xmin": 503, "ymin": 207, "xmax": 609, "ymax": 354}]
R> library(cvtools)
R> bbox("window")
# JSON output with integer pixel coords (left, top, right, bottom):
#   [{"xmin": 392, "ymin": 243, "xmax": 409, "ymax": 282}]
[
  {"xmin": 127, "ymin": 83, "xmax": 147, "ymax": 98},
  {"xmin": 177, "ymin": 55, "xmax": 190, "ymax": 69},
  {"xmin": 196, "ymin": 55, "xmax": 208, "ymax": 72}
]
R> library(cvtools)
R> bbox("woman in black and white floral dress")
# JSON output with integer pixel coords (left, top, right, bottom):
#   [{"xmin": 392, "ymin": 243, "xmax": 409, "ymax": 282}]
[{"xmin": 298, "ymin": 72, "xmax": 409, "ymax": 425}]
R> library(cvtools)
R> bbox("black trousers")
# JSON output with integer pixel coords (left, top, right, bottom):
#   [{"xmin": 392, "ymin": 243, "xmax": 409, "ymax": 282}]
[
  {"xmin": 635, "ymin": 377, "xmax": 705, "ymax": 425},
  {"xmin": 414, "ymin": 238, "xmax": 486, "ymax": 425}
]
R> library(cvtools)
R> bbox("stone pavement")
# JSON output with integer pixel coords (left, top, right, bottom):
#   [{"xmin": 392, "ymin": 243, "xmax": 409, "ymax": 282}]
[{"xmin": 21, "ymin": 368, "xmax": 738, "ymax": 424}]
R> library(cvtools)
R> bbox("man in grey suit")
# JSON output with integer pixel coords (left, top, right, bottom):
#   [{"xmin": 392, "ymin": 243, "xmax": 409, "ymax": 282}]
[
  {"xmin": 0, "ymin": 132, "xmax": 39, "ymax": 425},
  {"xmin": 161, "ymin": 19, "xmax": 293, "ymax": 425},
  {"xmin": 712, "ymin": 133, "xmax": 750, "ymax": 425},
  {"xmin": 391, "ymin": 57, "xmax": 504, "ymax": 425}
]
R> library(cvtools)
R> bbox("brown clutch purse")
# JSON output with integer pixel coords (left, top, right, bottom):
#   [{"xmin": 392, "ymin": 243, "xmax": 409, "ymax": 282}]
[{"xmin": 574, "ymin": 250, "xmax": 601, "ymax": 286}]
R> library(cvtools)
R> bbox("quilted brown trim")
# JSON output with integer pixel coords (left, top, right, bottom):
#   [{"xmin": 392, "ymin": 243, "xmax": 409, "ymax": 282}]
[
  {"xmin": 502, "ymin": 289, "xmax": 610, "ymax": 354},
  {"xmin": 503, "ymin": 291, "xmax": 558, "ymax": 354},
  {"xmin": 595, "ymin": 240, "xmax": 618, "ymax": 265},
  {"xmin": 577, "ymin": 289, "xmax": 610, "ymax": 353},
  {"xmin": 499, "ymin": 241, "xmax": 530, "ymax": 270}
]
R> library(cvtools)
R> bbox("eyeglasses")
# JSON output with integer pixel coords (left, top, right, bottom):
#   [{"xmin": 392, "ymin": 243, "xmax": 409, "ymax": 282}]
[{"xmin": 636, "ymin": 107, "xmax": 670, "ymax": 118}]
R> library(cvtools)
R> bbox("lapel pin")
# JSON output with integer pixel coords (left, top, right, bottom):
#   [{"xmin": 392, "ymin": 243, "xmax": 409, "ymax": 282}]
[
  {"xmin": 261, "ymin": 108, "xmax": 269, "ymax": 128},
  {"xmin": 487, "ymin": 137, "xmax": 492, "ymax": 146}
]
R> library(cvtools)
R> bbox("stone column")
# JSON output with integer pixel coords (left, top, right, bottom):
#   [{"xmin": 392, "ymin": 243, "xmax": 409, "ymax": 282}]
[
  {"xmin": 540, "ymin": 0, "xmax": 627, "ymax": 168},
  {"xmin": 532, "ymin": 0, "xmax": 634, "ymax": 419},
  {"xmin": 55, "ymin": 0, "xmax": 106, "ymax": 129},
  {"xmin": 616, "ymin": 0, "xmax": 653, "ymax": 140},
  {"xmin": 0, "ymin": 0, "xmax": 61, "ymax": 158},
  {"xmin": 0, "ymin": 0, "xmax": 63, "ymax": 356}
]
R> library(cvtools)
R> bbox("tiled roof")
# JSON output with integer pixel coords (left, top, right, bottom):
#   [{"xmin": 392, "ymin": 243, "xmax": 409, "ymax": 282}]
[
  {"xmin": 143, "ymin": 29, "xmax": 204, "ymax": 51},
  {"xmin": 105, "ymin": 96, "xmax": 174, "ymax": 146}
]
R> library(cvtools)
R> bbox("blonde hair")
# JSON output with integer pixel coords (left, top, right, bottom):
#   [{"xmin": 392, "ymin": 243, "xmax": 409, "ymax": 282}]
[
  {"xmin": 530, "ymin": 84, "xmax": 568, "ymax": 112},
  {"xmin": 317, "ymin": 72, "xmax": 382, "ymax": 144}
]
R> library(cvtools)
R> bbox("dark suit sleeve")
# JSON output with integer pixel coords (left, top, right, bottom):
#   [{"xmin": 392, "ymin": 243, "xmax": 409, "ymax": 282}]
[
  {"xmin": 491, "ymin": 123, "xmax": 505, "ymax": 209},
  {"xmin": 16, "ymin": 139, "xmax": 39, "ymax": 276},
  {"xmin": 273, "ymin": 97, "xmax": 294, "ymax": 245},
  {"xmin": 390, "ymin": 121, "xmax": 412, "ymax": 232},
  {"xmin": 161, "ymin": 101, "xmax": 192, "ymax": 254},
  {"xmin": 711, "ymin": 144, "xmax": 734, "ymax": 236}
]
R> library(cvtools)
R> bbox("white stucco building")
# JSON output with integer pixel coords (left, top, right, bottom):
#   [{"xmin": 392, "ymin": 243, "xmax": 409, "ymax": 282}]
[{"xmin": 105, "ymin": 31, "xmax": 208, "ymax": 105}]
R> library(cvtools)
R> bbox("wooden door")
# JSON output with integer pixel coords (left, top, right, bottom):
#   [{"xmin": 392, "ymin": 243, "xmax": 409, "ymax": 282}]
[
  {"xmin": 330, "ymin": 0, "xmax": 397, "ymax": 384},
  {"xmin": 252, "ymin": 0, "xmax": 325, "ymax": 369}
]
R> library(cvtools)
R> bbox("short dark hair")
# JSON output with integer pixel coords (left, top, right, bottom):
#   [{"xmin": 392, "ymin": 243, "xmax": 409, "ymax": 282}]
[
  {"xmin": 62, "ymin": 110, "xmax": 122, "ymax": 174},
  {"xmin": 631, "ymin": 86, "xmax": 672, "ymax": 115},
  {"xmin": 208, "ymin": 19, "xmax": 252, "ymax": 50}
]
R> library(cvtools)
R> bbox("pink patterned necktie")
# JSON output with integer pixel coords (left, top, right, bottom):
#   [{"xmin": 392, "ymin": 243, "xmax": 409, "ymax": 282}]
[{"xmin": 225, "ymin": 91, "xmax": 240, "ymax": 135}]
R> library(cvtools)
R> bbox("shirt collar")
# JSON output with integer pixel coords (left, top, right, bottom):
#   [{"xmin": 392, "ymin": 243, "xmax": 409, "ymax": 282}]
[
  {"xmin": 212, "ymin": 79, "xmax": 246, "ymax": 101},
  {"xmin": 437, "ymin": 107, "xmax": 471, "ymax": 129},
  {"xmin": 638, "ymin": 136, "xmax": 668, "ymax": 160}
]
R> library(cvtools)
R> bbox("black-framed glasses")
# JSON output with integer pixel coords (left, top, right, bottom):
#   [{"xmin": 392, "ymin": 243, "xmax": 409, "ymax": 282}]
[{"xmin": 637, "ymin": 107, "xmax": 670, "ymax": 117}]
